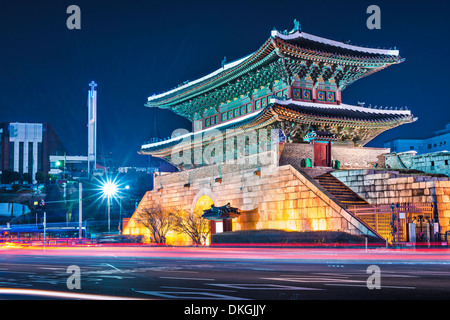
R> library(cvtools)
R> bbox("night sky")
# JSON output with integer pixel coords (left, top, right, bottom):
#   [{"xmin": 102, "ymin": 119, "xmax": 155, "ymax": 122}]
[{"xmin": 0, "ymin": 0, "xmax": 448, "ymax": 166}]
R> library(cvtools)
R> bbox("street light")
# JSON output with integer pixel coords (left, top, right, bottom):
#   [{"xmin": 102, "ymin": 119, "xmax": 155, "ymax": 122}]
[
  {"xmin": 100, "ymin": 178, "xmax": 131, "ymax": 234},
  {"xmin": 118, "ymin": 185, "xmax": 130, "ymax": 234},
  {"xmin": 102, "ymin": 181, "xmax": 118, "ymax": 232}
]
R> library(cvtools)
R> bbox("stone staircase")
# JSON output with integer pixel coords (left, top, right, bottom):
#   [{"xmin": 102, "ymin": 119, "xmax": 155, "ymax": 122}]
[
  {"xmin": 291, "ymin": 165, "xmax": 384, "ymax": 240},
  {"xmin": 313, "ymin": 172, "xmax": 369, "ymax": 208},
  {"xmin": 311, "ymin": 171, "xmax": 383, "ymax": 238},
  {"xmin": 299, "ymin": 167, "xmax": 335, "ymax": 179}
]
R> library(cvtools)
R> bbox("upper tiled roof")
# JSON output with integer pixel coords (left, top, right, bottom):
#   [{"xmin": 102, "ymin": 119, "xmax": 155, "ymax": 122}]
[{"xmin": 146, "ymin": 26, "xmax": 402, "ymax": 110}]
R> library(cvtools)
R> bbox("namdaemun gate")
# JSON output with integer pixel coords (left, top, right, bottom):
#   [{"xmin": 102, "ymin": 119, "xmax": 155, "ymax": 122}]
[{"xmin": 124, "ymin": 21, "xmax": 450, "ymax": 245}]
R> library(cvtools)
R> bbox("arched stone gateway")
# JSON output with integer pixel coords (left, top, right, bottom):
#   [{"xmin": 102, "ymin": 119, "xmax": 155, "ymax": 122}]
[
  {"xmin": 191, "ymin": 188, "xmax": 217, "ymax": 214},
  {"xmin": 191, "ymin": 191, "xmax": 240, "ymax": 242},
  {"xmin": 191, "ymin": 194, "xmax": 215, "ymax": 244},
  {"xmin": 193, "ymin": 195, "xmax": 214, "ymax": 215}
]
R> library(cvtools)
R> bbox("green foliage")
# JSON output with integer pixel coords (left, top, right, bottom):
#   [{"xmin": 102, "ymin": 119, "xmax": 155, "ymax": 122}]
[{"xmin": 35, "ymin": 171, "xmax": 45, "ymax": 183}]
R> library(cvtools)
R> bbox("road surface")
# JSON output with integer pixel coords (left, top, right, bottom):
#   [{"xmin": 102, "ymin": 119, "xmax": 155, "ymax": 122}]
[{"xmin": 0, "ymin": 244, "xmax": 449, "ymax": 302}]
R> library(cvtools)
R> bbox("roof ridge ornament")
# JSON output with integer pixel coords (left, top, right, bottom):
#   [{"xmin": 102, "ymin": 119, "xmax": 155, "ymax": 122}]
[
  {"xmin": 221, "ymin": 56, "xmax": 227, "ymax": 69},
  {"xmin": 293, "ymin": 19, "xmax": 301, "ymax": 33},
  {"xmin": 276, "ymin": 19, "xmax": 302, "ymax": 36}
]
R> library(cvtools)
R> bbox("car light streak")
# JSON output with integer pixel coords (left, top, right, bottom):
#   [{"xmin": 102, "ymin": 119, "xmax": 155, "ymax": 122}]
[
  {"xmin": 0, "ymin": 288, "xmax": 145, "ymax": 300},
  {"xmin": 0, "ymin": 244, "xmax": 449, "ymax": 264}
]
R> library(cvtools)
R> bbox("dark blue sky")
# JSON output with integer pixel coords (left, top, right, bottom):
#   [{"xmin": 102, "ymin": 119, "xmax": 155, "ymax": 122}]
[{"xmin": 0, "ymin": 0, "xmax": 448, "ymax": 166}]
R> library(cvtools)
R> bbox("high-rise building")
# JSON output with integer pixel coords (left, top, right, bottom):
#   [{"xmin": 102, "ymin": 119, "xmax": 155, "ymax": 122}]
[{"xmin": 0, "ymin": 122, "xmax": 66, "ymax": 182}]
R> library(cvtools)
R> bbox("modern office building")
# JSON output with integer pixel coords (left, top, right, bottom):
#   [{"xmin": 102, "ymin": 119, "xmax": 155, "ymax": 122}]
[{"xmin": 0, "ymin": 122, "xmax": 66, "ymax": 182}]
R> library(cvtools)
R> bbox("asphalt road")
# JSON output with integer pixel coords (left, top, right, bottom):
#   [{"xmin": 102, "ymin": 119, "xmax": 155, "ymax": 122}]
[{"xmin": 0, "ymin": 245, "xmax": 449, "ymax": 302}]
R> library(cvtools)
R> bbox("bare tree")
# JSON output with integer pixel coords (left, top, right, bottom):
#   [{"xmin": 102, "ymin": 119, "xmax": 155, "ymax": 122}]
[
  {"xmin": 136, "ymin": 206, "xmax": 175, "ymax": 244},
  {"xmin": 172, "ymin": 208, "xmax": 211, "ymax": 245}
]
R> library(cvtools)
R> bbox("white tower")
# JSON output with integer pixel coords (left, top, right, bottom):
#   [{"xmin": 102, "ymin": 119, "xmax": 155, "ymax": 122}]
[{"xmin": 87, "ymin": 81, "xmax": 97, "ymax": 177}]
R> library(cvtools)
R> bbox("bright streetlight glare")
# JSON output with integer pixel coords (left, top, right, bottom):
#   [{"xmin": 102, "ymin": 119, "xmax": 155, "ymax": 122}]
[{"xmin": 102, "ymin": 182, "xmax": 118, "ymax": 197}]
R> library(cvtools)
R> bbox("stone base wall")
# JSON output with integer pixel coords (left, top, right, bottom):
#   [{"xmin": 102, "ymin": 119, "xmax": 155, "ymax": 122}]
[
  {"xmin": 332, "ymin": 169, "xmax": 450, "ymax": 234},
  {"xmin": 332, "ymin": 146, "xmax": 389, "ymax": 169},
  {"xmin": 385, "ymin": 151, "xmax": 450, "ymax": 177},
  {"xmin": 124, "ymin": 161, "xmax": 376, "ymax": 245}
]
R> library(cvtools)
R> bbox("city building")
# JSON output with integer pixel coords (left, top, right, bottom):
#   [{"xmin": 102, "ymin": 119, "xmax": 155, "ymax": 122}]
[
  {"xmin": 123, "ymin": 21, "xmax": 450, "ymax": 245},
  {"xmin": 384, "ymin": 123, "xmax": 450, "ymax": 154},
  {"xmin": 383, "ymin": 124, "xmax": 450, "ymax": 176},
  {"xmin": 0, "ymin": 122, "xmax": 66, "ymax": 183}
]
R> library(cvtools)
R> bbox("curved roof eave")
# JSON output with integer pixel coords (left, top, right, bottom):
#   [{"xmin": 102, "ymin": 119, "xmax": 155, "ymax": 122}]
[
  {"xmin": 271, "ymin": 30, "xmax": 400, "ymax": 57},
  {"xmin": 147, "ymin": 53, "xmax": 255, "ymax": 104}
]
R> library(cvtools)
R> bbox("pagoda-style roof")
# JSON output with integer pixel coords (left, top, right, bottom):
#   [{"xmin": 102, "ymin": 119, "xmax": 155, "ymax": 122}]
[
  {"xmin": 273, "ymin": 29, "xmax": 400, "ymax": 60},
  {"xmin": 140, "ymin": 21, "xmax": 413, "ymax": 168},
  {"xmin": 140, "ymin": 97, "xmax": 416, "ymax": 162},
  {"xmin": 147, "ymin": 39, "xmax": 277, "ymax": 118},
  {"xmin": 273, "ymin": 99, "xmax": 413, "ymax": 125},
  {"xmin": 146, "ymin": 24, "xmax": 403, "ymax": 120},
  {"xmin": 202, "ymin": 203, "xmax": 240, "ymax": 221}
]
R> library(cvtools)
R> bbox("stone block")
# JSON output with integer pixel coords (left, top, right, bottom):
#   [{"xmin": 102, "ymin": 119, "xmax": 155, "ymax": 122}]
[
  {"xmin": 317, "ymin": 207, "xmax": 326, "ymax": 218},
  {"xmin": 307, "ymin": 207, "xmax": 318, "ymax": 219},
  {"xmin": 399, "ymin": 190, "xmax": 412, "ymax": 197}
]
